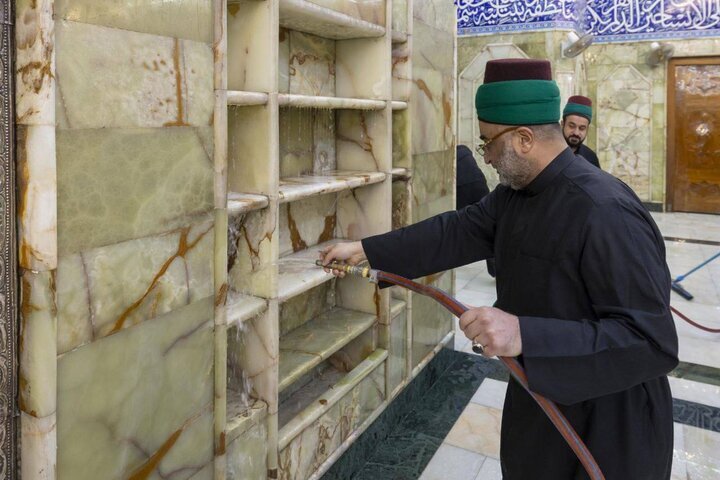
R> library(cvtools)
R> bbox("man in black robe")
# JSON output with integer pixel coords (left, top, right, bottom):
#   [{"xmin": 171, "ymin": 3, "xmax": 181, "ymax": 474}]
[
  {"xmin": 562, "ymin": 95, "xmax": 601, "ymax": 169},
  {"xmin": 321, "ymin": 58, "xmax": 678, "ymax": 479}
]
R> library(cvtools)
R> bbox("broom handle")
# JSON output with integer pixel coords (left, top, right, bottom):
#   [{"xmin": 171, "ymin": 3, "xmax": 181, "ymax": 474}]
[{"xmin": 675, "ymin": 251, "xmax": 720, "ymax": 282}]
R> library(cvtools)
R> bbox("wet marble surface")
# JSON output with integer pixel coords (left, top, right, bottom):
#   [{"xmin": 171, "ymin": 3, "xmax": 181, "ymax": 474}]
[{"xmin": 57, "ymin": 298, "xmax": 214, "ymax": 480}]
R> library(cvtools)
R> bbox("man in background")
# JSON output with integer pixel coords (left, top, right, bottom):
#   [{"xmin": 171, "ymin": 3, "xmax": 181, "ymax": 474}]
[{"xmin": 562, "ymin": 95, "xmax": 600, "ymax": 168}]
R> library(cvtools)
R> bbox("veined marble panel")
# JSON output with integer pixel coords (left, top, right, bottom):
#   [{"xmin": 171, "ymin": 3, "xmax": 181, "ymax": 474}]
[
  {"xmin": 57, "ymin": 298, "xmax": 215, "ymax": 480},
  {"xmin": 228, "ymin": 1, "xmax": 274, "ymax": 92},
  {"xmin": 280, "ymin": 281, "xmax": 334, "ymax": 336},
  {"xmin": 20, "ymin": 270, "xmax": 57, "ymax": 419},
  {"xmin": 278, "ymin": 361, "xmax": 384, "ymax": 480},
  {"xmin": 228, "ymin": 105, "xmax": 276, "ymax": 196},
  {"xmin": 412, "ymin": 149, "xmax": 453, "ymax": 216},
  {"xmin": 227, "ymin": 415, "xmax": 268, "ymax": 480},
  {"xmin": 279, "ymin": 28, "xmax": 290, "ymax": 93},
  {"xmin": 57, "ymin": 220, "xmax": 214, "ymax": 354},
  {"xmin": 54, "ymin": 0, "xmax": 212, "ymax": 43},
  {"xmin": 16, "ymin": 0, "xmax": 55, "ymax": 126},
  {"xmin": 336, "ymin": 37, "xmax": 389, "ymax": 100},
  {"xmin": 228, "ymin": 207, "xmax": 277, "ymax": 299},
  {"xmin": 386, "ymin": 307, "xmax": 407, "ymax": 395},
  {"xmin": 391, "ymin": 0, "xmax": 408, "ymax": 33},
  {"xmin": 392, "ymin": 110, "xmax": 411, "ymax": 168},
  {"xmin": 391, "ymin": 41, "xmax": 411, "ymax": 102},
  {"xmin": 55, "ymin": 21, "xmax": 213, "ymax": 130},
  {"xmin": 287, "ymin": 31, "xmax": 336, "ymax": 97},
  {"xmin": 337, "ymin": 110, "xmax": 389, "ymax": 172},
  {"xmin": 17, "ymin": 125, "xmax": 57, "ymax": 271},
  {"xmin": 280, "ymin": 108, "xmax": 337, "ymax": 177},
  {"xmin": 279, "ymin": 193, "xmax": 338, "ymax": 256},
  {"xmin": 337, "ymin": 181, "xmax": 390, "ymax": 240},
  {"xmin": 414, "ymin": 0, "xmax": 456, "ymax": 33},
  {"xmin": 597, "ymin": 65, "xmax": 652, "ymax": 200},
  {"xmin": 412, "ymin": 272, "xmax": 453, "ymax": 368},
  {"xmin": 392, "ymin": 179, "xmax": 411, "ymax": 230},
  {"xmin": 21, "ymin": 412, "xmax": 56, "ymax": 480},
  {"xmin": 57, "ymin": 127, "xmax": 214, "ymax": 255},
  {"xmin": 305, "ymin": 0, "xmax": 386, "ymax": 26},
  {"xmin": 412, "ymin": 21, "xmax": 454, "ymax": 76},
  {"xmin": 411, "ymin": 68, "xmax": 454, "ymax": 155},
  {"xmin": 228, "ymin": 307, "xmax": 279, "ymax": 414},
  {"xmin": 413, "ymin": 194, "xmax": 454, "ymax": 224}
]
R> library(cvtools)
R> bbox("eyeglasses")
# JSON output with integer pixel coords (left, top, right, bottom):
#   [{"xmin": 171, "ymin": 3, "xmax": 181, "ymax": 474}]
[{"xmin": 475, "ymin": 126, "xmax": 521, "ymax": 155}]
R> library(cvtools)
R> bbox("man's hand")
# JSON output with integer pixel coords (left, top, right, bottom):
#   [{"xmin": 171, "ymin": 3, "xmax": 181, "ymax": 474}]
[
  {"xmin": 459, "ymin": 306, "xmax": 522, "ymax": 357},
  {"xmin": 318, "ymin": 241, "xmax": 367, "ymax": 278}
]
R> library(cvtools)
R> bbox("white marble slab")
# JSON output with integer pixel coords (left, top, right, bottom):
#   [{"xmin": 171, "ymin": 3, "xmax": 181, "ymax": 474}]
[{"xmin": 279, "ymin": 171, "xmax": 386, "ymax": 203}]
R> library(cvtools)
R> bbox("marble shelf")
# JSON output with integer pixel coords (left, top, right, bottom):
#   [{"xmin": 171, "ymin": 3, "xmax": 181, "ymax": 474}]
[
  {"xmin": 278, "ymin": 93, "xmax": 386, "ymax": 110},
  {"xmin": 391, "ymin": 30, "xmax": 408, "ymax": 43},
  {"xmin": 227, "ymin": 192, "xmax": 270, "ymax": 216},
  {"xmin": 279, "ymin": 364, "xmax": 346, "ymax": 428},
  {"xmin": 390, "ymin": 298, "xmax": 406, "ymax": 318},
  {"xmin": 279, "ymin": 0, "xmax": 386, "ymax": 40},
  {"xmin": 391, "ymin": 100, "xmax": 408, "ymax": 110},
  {"xmin": 390, "ymin": 167, "xmax": 411, "ymax": 180},
  {"xmin": 278, "ymin": 238, "xmax": 347, "ymax": 302},
  {"xmin": 279, "ymin": 348, "xmax": 387, "ymax": 449},
  {"xmin": 227, "ymin": 91, "xmax": 269, "ymax": 106},
  {"xmin": 226, "ymin": 291, "xmax": 268, "ymax": 327},
  {"xmin": 278, "ymin": 307, "xmax": 378, "ymax": 392},
  {"xmin": 226, "ymin": 393, "xmax": 268, "ymax": 445},
  {"xmin": 279, "ymin": 170, "xmax": 386, "ymax": 204}
]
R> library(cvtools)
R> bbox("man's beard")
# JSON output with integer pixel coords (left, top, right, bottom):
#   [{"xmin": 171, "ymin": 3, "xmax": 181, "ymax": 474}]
[
  {"xmin": 494, "ymin": 142, "xmax": 534, "ymax": 190},
  {"xmin": 565, "ymin": 134, "xmax": 584, "ymax": 147}
]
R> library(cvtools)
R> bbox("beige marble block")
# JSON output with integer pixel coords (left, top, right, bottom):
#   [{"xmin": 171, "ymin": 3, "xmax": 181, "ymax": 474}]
[
  {"xmin": 306, "ymin": 0, "xmax": 386, "ymax": 25},
  {"xmin": 278, "ymin": 361, "xmax": 384, "ymax": 480},
  {"xmin": 55, "ymin": 0, "xmax": 212, "ymax": 43},
  {"xmin": 337, "ymin": 181, "xmax": 390, "ymax": 240},
  {"xmin": 337, "ymin": 110, "xmax": 391, "ymax": 172},
  {"xmin": 55, "ymin": 21, "xmax": 213, "ymax": 130},
  {"xmin": 228, "ymin": 207, "xmax": 278, "ymax": 299},
  {"xmin": 391, "ymin": 40, "xmax": 411, "ymax": 102},
  {"xmin": 228, "ymin": 105, "xmax": 277, "ymax": 195},
  {"xmin": 280, "ymin": 108, "xmax": 316, "ymax": 177},
  {"xmin": 15, "ymin": 0, "xmax": 55, "ymax": 126},
  {"xmin": 57, "ymin": 298, "xmax": 215, "ymax": 480},
  {"xmin": 597, "ymin": 65, "xmax": 652, "ymax": 200},
  {"xmin": 57, "ymin": 220, "xmax": 214, "ymax": 354},
  {"xmin": 412, "ymin": 149, "xmax": 453, "ymax": 209},
  {"xmin": 414, "ymin": 0, "xmax": 456, "ymax": 33},
  {"xmin": 336, "ymin": 37, "xmax": 390, "ymax": 100},
  {"xmin": 20, "ymin": 269, "xmax": 57, "ymax": 418},
  {"xmin": 411, "ymin": 68, "xmax": 454, "ymax": 155},
  {"xmin": 392, "ymin": 110, "xmax": 411, "ymax": 168},
  {"xmin": 391, "ymin": 179, "xmax": 411, "ymax": 230},
  {"xmin": 228, "ymin": 303, "xmax": 279, "ymax": 412},
  {"xmin": 392, "ymin": 0, "xmax": 409, "ymax": 33},
  {"xmin": 215, "ymin": 92, "xmax": 229, "ymax": 209},
  {"xmin": 214, "ymin": 0, "xmax": 227, "ymax": 92},
  {"xmin": 280, "ymin": 281, "xmax": 334, "ymax": 336},
  {"xmin": 386, "ymin": 305, "xmax": 408, "ymax": 395},
  {"xmin": 288, "ymin": 31, "xmax": 336, "ymax": 97},
  {"xmin": 413, "ymin": 21, "xmax": 454, "ymax": 76},
  {"xmin": 56, "ymin": 127, "xmax": 214, "ymax": 255},
  {"xmin": 228, "ymin": 0, "xmax": 275, "ymax": 92},
  {"xmin": 17, "ymin": 125, "xmax": 57, "ymax": 271},
  {"xmin": 227, "ymin": 418, "xmax": 268, "ymax": 480},
  {"xmin": 279, "ymin": 194, "xmax": 337, "ymax": 256},
  {"xmin": 279, "ymin": 29, "xmax": 291, "ymax": 94},
  {"xmin": 21, "ymin": 412, "xmax": 56, "ymax": 480},
  {"xmin": 411, "ymin": 272, "xmax": 452, "ymax": 368}
]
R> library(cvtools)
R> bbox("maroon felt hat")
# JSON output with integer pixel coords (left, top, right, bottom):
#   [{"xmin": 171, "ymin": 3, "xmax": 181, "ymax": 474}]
[
  {"xmin": 567, "ymin": 95, "xmax": 592, "ymax": 107},
  {"xmin": 483, "ymin": 58, "xmax": 553, "ymax": 84}
]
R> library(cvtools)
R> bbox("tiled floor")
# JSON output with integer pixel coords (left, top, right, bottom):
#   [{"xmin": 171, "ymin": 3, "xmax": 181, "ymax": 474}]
[{"xmin": 422, "ymin": 212, "xmax": 720, "ymax": 480}]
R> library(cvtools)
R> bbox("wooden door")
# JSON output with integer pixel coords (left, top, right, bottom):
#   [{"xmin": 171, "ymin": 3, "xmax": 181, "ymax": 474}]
[{"xmin": 667, "ymin": 58, "xmax": 720, "ymax": 214}]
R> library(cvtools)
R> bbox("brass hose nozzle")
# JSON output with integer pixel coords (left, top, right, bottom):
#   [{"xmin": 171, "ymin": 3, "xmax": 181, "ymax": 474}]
[{"xmin": 314, "ymin": 260, "xmax": 372, "ymax": 278}]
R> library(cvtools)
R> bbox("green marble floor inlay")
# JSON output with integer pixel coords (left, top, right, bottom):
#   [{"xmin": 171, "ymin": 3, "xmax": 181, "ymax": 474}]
[{"xmin": 669, "ymin": 361, "xmax": 720, "ymax": 389}]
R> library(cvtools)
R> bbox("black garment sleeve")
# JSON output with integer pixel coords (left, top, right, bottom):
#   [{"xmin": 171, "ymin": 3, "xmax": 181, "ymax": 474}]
[
  {"xmin": 361, "ymin": 189, "xmax": 498, "ymax": 282},
  {"xmin": 518, "ymin": 200, "xmax": 678, "ymax": 405},
  {"xmin": 457, "ymin": 180, "xmax": 490, "ymax": 209}
]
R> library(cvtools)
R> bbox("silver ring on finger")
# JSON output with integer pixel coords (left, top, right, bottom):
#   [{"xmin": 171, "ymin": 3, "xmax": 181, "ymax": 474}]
[{"xmin": 472, "ymin": 342, "xmax": 485, "ymax": 355}]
